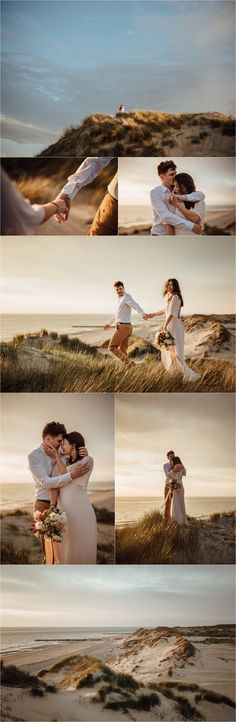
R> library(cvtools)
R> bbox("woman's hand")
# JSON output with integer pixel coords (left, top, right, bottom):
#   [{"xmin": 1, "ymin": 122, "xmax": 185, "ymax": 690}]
[
  {"xmin": 43, "ymin": 442, "xmax": 59, "ymax": 459},
  {"xmin": 79, "ymin": 447, "xmax": 88, "ymax": 457},
  {"xmin": 53, "ymin": 194, "xmax": 71, "ymax": 223}
]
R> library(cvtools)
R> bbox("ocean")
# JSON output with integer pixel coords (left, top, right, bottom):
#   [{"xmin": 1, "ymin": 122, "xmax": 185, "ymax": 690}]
[
  {"xmin": 118, "ymin": 204, "xmax": 233, "ymax": 228},
  {"xmin": 1, "ymin": 627, "xmax": 134, "ymax": 654},
  {"xmin": 1, "ymin": 482, "xmax": 114, "ymax": 512},
  {"xmin": 116, "ymin": 496, "xmax": 235, "ymax": 524},
  {"xmin": 1, "ymin": 314, "xmax": 109, "ymax": 343}
]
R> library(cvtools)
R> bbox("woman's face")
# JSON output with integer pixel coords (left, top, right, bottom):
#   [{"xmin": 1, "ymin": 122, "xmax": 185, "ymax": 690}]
[
  {"xmin": 174, "ymin": 180, "xmax": 180, "ymax": 194},
  {"xmin": 61, "ymin": 438, "xmax": 72, "ymax": 455},
  {"xmin": 167, "ymin": 280, "xmax": 174, "ymax": 294}
]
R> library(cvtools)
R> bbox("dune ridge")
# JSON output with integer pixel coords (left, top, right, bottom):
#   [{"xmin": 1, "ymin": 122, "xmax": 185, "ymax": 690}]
[{"xmin": 38, "ymin": 111, "xmax": 235, "ymax": 157}]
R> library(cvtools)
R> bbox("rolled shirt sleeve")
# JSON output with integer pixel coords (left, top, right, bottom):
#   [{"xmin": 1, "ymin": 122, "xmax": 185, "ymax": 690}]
[
  {"xmin": 126, "ymin": 293, "xmax": 145, "ymax": 316},
  {"xmin": 150, "ymin": 188, "xmax": 194, "ymax": 231},
  {"xmin": 28, "ymin": 452, "xmax": 72, "ymax": 489},
  {"xmin": 61, "ymin": 157, "xmax": 114, "ymax": 200}
]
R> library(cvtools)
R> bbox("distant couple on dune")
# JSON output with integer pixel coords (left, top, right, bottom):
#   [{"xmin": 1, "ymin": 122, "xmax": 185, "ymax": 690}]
[
  {"xmin": 163, "ymin": 450, "xmax": 188, "ymax": 526},
  {"xmin": 1, "ymin": 157, "xmax": 117, "ymax": 236},
  {"xmin": 150, "ymin": 160, "xmax": 205, "ymax": 235},
  {"xmin": 28, "ymin": 422, "xmax": 97, "ymax": 565},
  {"xmin": 104, "ymin": 280, "xmax": 200, "ymax": 383}
]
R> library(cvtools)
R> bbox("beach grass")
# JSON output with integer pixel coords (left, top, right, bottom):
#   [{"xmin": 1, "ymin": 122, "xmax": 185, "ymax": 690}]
[
  {"xmin": 1, "ymin": 338, "xmax": 235, "ymax": 392},
  {"xmin": 116, "ymin": 511, "xmax": 235, "ymax": 565}
]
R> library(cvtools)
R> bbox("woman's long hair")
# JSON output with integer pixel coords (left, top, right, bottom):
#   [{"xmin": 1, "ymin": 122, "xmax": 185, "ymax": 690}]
[
  {"xmin": 175, "ymin": 172, "xmax": 196, "ymax": 209},
  {"xmin": 163, "ymin": 278, "xmax": 184, "ymax": 307},
  {"xmin": 64, "ymin": 431, "xmax": 85, "ymax": 464},
  {"xmin": 173, "ymin": 456, "xmax": 182, "ymax": 466}
]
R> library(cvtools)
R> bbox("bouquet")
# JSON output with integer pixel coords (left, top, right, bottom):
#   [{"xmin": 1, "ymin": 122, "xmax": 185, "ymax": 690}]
[
  {"xmin": 155, "ymin": 330, "xmax": 175, "ymax": 349},
  {"xmin": 32, "ymin": 506, "xmax": 67, "ymax": 542}
]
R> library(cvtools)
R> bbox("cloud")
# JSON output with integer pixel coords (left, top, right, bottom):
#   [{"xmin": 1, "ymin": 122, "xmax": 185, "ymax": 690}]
[{"xmin": 1, "ymin": 114, "xmax": 59, "ymax": 144}]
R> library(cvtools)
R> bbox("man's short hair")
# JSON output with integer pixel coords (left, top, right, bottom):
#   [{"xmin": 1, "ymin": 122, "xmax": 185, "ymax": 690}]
[
  {"xmin": 158, "ymin": 161, "xmax": 176, "ymax": 176},
  {"xmin": 114, "ymin": 281, "xmax": 124, "ymax": 288},
  {"xmin": 167, "ymin": 450, "xmax": 175, "ymax": 457},
  {"xmin": 42, "ymin": 421, "xmax": 67, "ymax": 438}
]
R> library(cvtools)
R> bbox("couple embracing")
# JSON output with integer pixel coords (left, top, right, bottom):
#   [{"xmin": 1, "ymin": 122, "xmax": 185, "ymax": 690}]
[
  {"xmin": 104, "ymin": 280, "xmax": 199, "ymax": 382},
  {"xmin": 163, "ymin": 450, "xmax": 188, "ymax": 526},
  {"xmin": 28, "ymin": 422, "xmax": 96, "ymax": 565}
]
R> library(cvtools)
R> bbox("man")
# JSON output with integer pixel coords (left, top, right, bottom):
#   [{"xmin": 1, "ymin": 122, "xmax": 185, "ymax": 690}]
[
  {"xmin": 104, "ymin": 281, "xmax": 147, "ymax": 364},
  {"xmin": 53, "ymin": 157, "xmax": 118, "ymax": 235},
  {"xmin": 150, "ymin": 160, "xmax": 202, "ymax": 236},
  {"xmin": 28, "ymin": 421, "xmax": 89, "ymax": 562},
  {"xmin": 163, "ymin": 450, "xmax": 186, "ymax": 520}
]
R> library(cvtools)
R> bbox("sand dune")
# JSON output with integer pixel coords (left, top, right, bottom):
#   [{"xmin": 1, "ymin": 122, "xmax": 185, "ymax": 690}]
[{"xmin": 1, "ymin": 625, "xmax": 235, "ymax": 721}]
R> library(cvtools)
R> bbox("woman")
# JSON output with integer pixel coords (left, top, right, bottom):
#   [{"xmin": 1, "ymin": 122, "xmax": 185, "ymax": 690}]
[
  {"xmin": 45, "ymin": 432, "xmax": 97, "ymax": 564},
  {"xmin": 1, "ymin": 168, "xmax": 69, "ymax": 235},
  {"xmin": 146, "ymin": 279, "xmax": 200, "ymax": 382},
  {"xmin": 165, "ymin": 172, "xmax": 205, "ymax": 235},
  {"xmin": 166, "ymin": 456, "xmax": 188, "ymax": 525}
]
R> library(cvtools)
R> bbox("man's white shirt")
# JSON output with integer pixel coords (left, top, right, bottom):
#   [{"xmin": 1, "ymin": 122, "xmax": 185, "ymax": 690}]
[
  {"xmin": 28, "ymin": 445, "xmax": 72, "ymax": 501},
  {"xmin": 163, "ymin": 461, "xmax": 186, "ymax": 480},
  {"xmin": 61, "ymin": 157, "xmax": 118, "ymax": 201},
  {"xmin": 108, "ymin": 292, "xmax": 145, "ymax": 326},
  {"xmin": 150, "ymin": 185, "xmax": 204, "ymax": 235}
]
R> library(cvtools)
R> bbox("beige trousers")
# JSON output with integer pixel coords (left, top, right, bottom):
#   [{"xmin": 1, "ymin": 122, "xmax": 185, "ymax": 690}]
[
  {"xmin": 164, "ymin": 482, "xmax": 172, "ymax": 521},
  {"xmin": 88, "ymin": 192, "xmax": 118, "ymax": 236},
  {"xmin": 33, "ymin": 499, "xmax": 51, "ymax": 564},
  {"xmin": 109, "ymin": 323, "xmax": 132, "ymax": 363}
]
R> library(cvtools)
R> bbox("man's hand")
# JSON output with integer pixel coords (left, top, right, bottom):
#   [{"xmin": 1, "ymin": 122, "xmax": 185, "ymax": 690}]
[
  {"xmin": 104, "ymin": 324, "xmax": 110, "ymax": 331},
  {"xmin": 143, "ymin": 313, "xmax": 149, "ymax": 320},
  {"xmin": 79, "ymin": 446, "xmax": 88, "ymax": 457},
  {"xmin": 71, "ymin": 462, "xmax": 90, "ymax": 479},
  {"xmin": 43, "ymin": 442, "xmax": 58, "ymax": 459},
  {"xmin": 53, "ymin": 193, "xmax": 71, "ymax": 223},
  {"xmin": 193, "ymin": 222, "xmax": 201, "ymax": 235}
]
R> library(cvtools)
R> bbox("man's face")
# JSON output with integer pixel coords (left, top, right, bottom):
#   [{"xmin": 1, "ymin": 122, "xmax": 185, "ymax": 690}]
[
  {"xmin": 160, "ymin": 168, "xmax": 176, "ymax": 189},
  {"xmin": 115, "ymin": 285, "xmax": 125, "ymax": 298},
  {"xmin": 167, "ymin": 453, "xmax": 174, "ymax": 465},
  {"xmin": 44, "ymin": 434, "xmax": 64, "ymax": 449}
]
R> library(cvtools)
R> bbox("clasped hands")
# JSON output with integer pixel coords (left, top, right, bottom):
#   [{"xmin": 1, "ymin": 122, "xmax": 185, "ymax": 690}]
[{"xmin": 52, "ymin": 193, "xmax": 71, "ymax": 224}]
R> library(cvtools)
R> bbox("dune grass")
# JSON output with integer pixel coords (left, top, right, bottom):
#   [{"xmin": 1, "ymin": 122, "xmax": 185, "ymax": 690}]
[
  {"xmin": 39, "ymin": 111, "xmax": 235, "ymax": 157},
  {"xmin": 1, "ymin": 661, "xmax": 56, "ymax": 694},
  {"xmin": 1, "ymin": 541, "xmax": 31, "ymax": 564},
  {"xmin": 1, "ymin": 339, "xmax": 235, "ymax": 392},
  {"xmin": 116, "ymin": 511, "xmax": 200, "ymax": 564}
]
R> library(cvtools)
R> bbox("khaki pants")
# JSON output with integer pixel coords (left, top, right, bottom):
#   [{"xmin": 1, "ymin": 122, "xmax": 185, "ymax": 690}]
[
  {"xmin": 88, "ymin": 192, "xmax": 118, "ymax": 236},
  {"xmin": 164, "ymin": 483, "xmax": 172, "ymax": 521},
  {"xmin": 109, "ymin": 323, "xmax": 132, "ymax": 363},
  {"xmin": 33, "ymin": 499, "xmax": 50, "ymax": 564}
]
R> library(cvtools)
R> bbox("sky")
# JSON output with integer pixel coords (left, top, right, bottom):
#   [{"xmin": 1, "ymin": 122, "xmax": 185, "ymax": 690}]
[
  {"xmin": 1, "ymin": 565, "xmax": 235, "ymax": 628},
  {"xmin": 1, "ymin": 236, "xmax": 235, "ymax": 316},
  {"xmin": 1, "ymin": 0, "xmax": 235, "ymax": 155},
  {"xmin": 1, "ymin": 393, "xmax": 114, "ymax": 487},
  {"xmin": 115, "ymin": 393, "xmax": 235, "ymax": 498},
  {"xmin": 119, "ymin": 157, "xmax": 235, "ymax": 207}
]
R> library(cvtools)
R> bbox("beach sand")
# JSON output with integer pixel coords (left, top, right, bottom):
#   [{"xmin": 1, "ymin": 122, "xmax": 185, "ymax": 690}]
[
  {"xmin": 118, "ymin": 208, "xmax": 235, "ymax": 235},
  {"xmin": 1, "ymin": 626, "xmax": 235, "ymax": 721}
]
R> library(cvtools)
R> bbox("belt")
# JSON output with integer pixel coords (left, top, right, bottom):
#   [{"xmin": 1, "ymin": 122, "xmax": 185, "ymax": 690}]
[
  {"xmin": 117, "ymin": 322, "xmax": 131, "ymax": 325},
  {"xmin": 35, "ymin": 499, "xmax": 50, "ymax": 503}
]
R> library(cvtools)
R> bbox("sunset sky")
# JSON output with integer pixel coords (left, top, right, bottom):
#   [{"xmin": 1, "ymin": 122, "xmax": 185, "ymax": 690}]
[
  {"xmin": 1, "ymin": 236, "xmax": 235, "ymax": 316},
  {"xmin": 1, "ymin": 1, "xmax": 234, "ymax": 155},
  {"xmin": 115, "ymin": 393, "xmax": 235, "ymax": 497},
  {"xmin": 1, "ymin": 565, "xmax": 234, "ymax": 628},
  {"xmin": 1, "ymin": 393, "xmax": 114, "ymax": 488},
  {"xmin": 119, "ymin": 157, "xmax": 235, "ymax": 208}
]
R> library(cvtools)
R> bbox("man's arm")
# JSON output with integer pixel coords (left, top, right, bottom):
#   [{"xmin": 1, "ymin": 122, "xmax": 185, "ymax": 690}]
[
  {"xmin": 126, "ymin": 294, "xmax": 145, "ymax": 317},
  {"xmin": 182, "ymin": 191, "xmax": 205, "ymax": 202},
  {"xmin": 60, "ymin": 157, "xmax": 114, "ymax": 200},
  {"xmin": 28, "ymin": 452, "xmax": 72, "ymax": 489},
  {"xmin": 150, "ymin": 189, "xmax": 194, "ymax": 231}
]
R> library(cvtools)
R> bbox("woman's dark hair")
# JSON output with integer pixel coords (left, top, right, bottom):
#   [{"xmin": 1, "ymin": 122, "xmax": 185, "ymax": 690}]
[
  {"xmin": 173, "ymin": 456, "xmax": 182, "ymax": 465},
  {"xmin": 163, "ymin": 278, "xmax": 184, "ymax": 307},
  {"xmin": 175, "ymin": 172, "xmax": 196, "ymax": 209},
  {"xmin": 64, "ymin": 431, "xmax": 85, "ymax": 463}
]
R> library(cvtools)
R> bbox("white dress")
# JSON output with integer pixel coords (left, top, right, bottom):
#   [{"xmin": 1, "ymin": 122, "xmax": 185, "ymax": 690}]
[
  {"xmin": 174, "ymin": 198, "xmax": 205, "ymax": 235},
  {"xmin": 160, "ymin": 295, "xmax": 200, "ymax": 381},
  {"xmin": 167, "ymin": 470, "xmax": 188, "ymax": 525},
  {"xmin": 53, "ymin": 456, "xmax": 97, "ymax": 564}
]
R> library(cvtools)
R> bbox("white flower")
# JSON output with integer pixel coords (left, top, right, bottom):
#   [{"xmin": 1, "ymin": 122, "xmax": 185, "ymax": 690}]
[
  {"xmin": 34, "ymin": 511, "xmax": 41, "ymax": 520},
  {"xmin": 59, "ymin": 513, "xmax": 67, "ymax": 523},
  {"xmin": 48, "ymin": 512, "xmax": 59, "ymax": 521},
  {"xmin": 52, "ymin": 534, "xmax": 62, "ymax": 542},
  {"xmin": 35, "ymin": 521, "xmax": 44, "ymax": 530}
]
